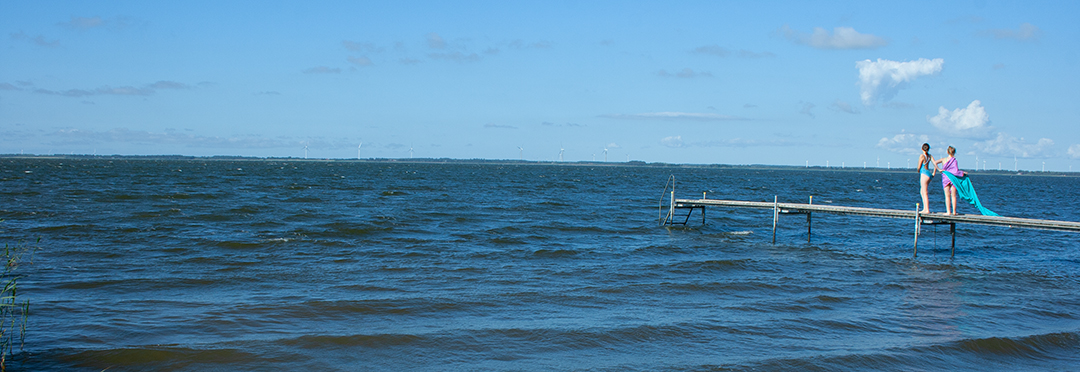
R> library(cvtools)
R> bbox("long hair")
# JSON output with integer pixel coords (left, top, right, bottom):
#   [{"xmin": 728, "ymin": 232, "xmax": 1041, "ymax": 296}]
[{"xmin": 921, "ymin": 143, "xmax": 931, "ymax": 169}]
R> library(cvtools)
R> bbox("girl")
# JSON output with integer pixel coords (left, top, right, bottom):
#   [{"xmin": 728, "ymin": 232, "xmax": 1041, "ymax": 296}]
[
  {"xmin": 917, "ymin": 143, "xmax": 938, "ymax": 214},
  {"xmin": 935, "ymin": 146, "xmax": 962, "ymax": 215}
]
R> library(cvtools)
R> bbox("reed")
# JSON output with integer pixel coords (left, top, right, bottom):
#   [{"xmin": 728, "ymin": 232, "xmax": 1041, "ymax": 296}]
[{"xmin": 0, "ymin": 219, "xmax": 37, "ymax": 371}]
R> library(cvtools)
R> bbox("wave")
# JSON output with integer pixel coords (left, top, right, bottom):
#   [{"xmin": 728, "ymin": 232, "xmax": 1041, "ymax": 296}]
[{"xmin": 726, "ymin": 330, "xmax": 1080, "ymax": 371}]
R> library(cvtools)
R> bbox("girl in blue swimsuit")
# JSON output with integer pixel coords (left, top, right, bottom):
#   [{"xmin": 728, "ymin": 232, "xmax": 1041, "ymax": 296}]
[{"xmin": 918, "ymin": 143, "xmax": 938, "ymax": 213}]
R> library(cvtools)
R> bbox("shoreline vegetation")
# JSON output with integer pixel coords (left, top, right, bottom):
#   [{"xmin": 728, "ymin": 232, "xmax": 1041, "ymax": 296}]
[{"xmin": 0, "ymin": 154, "xmax": 1073, "ymax": 177}]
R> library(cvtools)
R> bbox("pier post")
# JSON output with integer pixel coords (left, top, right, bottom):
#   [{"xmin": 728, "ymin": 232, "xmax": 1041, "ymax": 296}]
[
  {"xmin": 950, "ymin": 223, "xmax": 956, "ymax": 258},
  {"xmin": 772, "ymin": 195, "xmax": 779, "ymax": 244},
  {"xmin": 807, "ymin": 196, "xmax": 813, "ymax": 243},
  {"xmin": 913, "ymin": 204, "xmax": 921, "ymax": 258}
]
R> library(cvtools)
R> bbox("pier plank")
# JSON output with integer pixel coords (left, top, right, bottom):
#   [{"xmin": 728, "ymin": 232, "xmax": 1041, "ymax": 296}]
[{"xmin": 674, "ymin": 198, "xmax": 1080, "ymax": 232}]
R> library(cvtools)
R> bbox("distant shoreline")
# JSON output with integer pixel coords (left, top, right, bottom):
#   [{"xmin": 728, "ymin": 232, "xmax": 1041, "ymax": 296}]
[{"xmin": 1, "ymin": 154, "xmax": 1073, "ymax": 177}]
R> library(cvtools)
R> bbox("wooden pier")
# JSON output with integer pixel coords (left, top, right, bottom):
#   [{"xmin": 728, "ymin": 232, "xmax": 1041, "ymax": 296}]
[{"xmin": 660, "ymin": 189, "xmax": 1080, "ymax": 258}]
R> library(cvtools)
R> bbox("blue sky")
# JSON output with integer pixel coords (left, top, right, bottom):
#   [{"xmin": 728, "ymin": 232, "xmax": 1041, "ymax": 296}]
[{"xmin": 2, "ymin": 1, "xmax": 1078, "ymax": 170}]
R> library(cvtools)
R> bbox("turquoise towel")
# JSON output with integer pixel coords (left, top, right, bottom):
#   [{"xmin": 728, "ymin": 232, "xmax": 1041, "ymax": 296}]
[{"xmin": 942, "ymin": 171, "xmax": 1000, "ymax": 216}]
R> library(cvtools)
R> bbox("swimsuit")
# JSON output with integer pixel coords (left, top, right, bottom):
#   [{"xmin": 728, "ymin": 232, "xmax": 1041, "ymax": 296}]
[
  {"xmin": 941, "ymin": 157, "xmax": 959, "ymax": 187},
  {"xmin": 919, "ymin": 157, "xmax": 933, "ymax": 177}
]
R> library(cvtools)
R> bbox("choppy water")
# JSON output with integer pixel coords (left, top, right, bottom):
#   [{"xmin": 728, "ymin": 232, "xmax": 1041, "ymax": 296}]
[{"xmin": 1, "ymin": 158, "xmax": 1078, "ymax": 371}]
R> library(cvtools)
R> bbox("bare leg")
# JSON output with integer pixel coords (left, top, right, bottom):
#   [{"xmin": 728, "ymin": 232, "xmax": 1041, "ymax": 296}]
[
  {"xmin": 920, "ymin": 174, "xmax": 931, "ymax": 213},
  {"xmin": 949, "ymin": 185, "xmax": 959, "ymax": 215},
  {"xmin": 942, "ymin": 186, "xmax": 951, "ymax": 215}
]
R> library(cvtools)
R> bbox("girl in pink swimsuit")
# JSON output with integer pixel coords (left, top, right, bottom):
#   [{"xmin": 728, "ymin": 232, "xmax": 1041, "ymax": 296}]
[{"xmin": 934, "ymin": 146, "xmax": 962, "ymax": 215}]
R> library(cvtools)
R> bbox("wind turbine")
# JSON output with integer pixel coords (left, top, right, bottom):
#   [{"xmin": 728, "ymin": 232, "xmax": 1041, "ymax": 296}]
[
  {"xmin": 358, "ymin": 142, "xmax": 362, "ymax": 159},
  {"xmin": 603, "ymin": 148, "xmax": 608, "ymax": 162},
  {"xmin": 304, "ymin": 144, "xmax": 308, "ymax": 159},
  {"xmin": 518, "ymin": 146, "xmax": 523, "ymax": 160},
  {"xmin": 409, "ymin": 145, "xmax": 414, "ymax": 159},
  {"xmin": 559, "ymin": 146, "xmax": 564, "ymax": 162}
]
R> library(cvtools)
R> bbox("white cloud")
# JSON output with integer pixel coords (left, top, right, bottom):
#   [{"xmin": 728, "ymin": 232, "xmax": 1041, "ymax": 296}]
[
  {"xmin": 972, "ymin": 133, "xmax": 1055, "ymax": 158},
  {"xmin": 856, "ymin": 58, "xmax": 944, "ymax": 105},
  {"xmin": 927, "ymin": 100, "xmax": 992, "ymax": 138},
  {"xmin": 982, "ymin": 22, "xmax": 1041, "ymax": 41},
  {"xmin": 660, "ymin": 136, "xmax": 684, "ymax": 148},
  {"xmin": 606, "ymin": 143, "xmax": 620, "ymax": 149},
  {"xmin": 780, "ymin": 25, "xmax": 887, "ymax": 49},
  {"xmin": 876, "ymin": 132, "xmax": 930, "ymax": 155},
  {"xmin": 1069, "ymin": 144, "xmax": 1080, "ymax": 159},
  {"xmin": 601, "ymin": 112, "xmax": 747, "ymax": 121}
]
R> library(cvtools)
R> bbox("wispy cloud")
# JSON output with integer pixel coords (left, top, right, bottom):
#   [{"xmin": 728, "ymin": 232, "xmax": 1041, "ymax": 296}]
[
  {"xmin": 830, "ymin": 100, "xmax": 859, "ymax": 114},
  {"xmin": 799, "ymin": 102, "xmax": 815, "ymax": 118},
  {"xmin": 927, "ymin": 100, "xmax": 992, "ymax": 138},
  {"xmin": 24, "ymin": 80, "xmax": 193, "ymax": 97},
  {"xmin": 10, "ymin": 31, "xmax": 59, "ymax": 47},
  {"xmin": 342, "ymin": 40, "xmax": 382, "ymax": 53},
  {"xmin": 506, "ymin": 39, "xmax": 552, "ymax": 49},
  {"xmin": 58, "ymin": 16, "xmax": 106, "ymax": 30},
  {"xmin": 484, "ymin": 123, "xmax": 517, "ymax": 129},
  {"xmin": 737, "ymin": 49, "xmax": 776, "ymax": 58},
  {"xmin": 541, "ymin": 122, "xmax": 585, "ymax": 127},
  {"xmin": 347, "ymin": 56, "xmax": 373, "ymax": 66},
  {"xmin": 657, "ymin": 68, "xmax": 712, "ymax": 78},
  {"xmin": 428, "ymin": 51, "xmax": 480, "ymax": 63},
  {"xmin": 972, "ymin": 133, "xmax": 1055, "ymax": 158},
  {"xmin": 44, "ymin": 128, "xmax": 297, "ymax": 149},
  {"xmin": 981, "ymin": 22, "xmax": 1041, "ymax": 41},
  {"xmin": 779, "ymin": 25, "xmax": 887, "ymax": 49},
  {"xmin": 856, "ymin": 58, "xmax": 944, "ymax": 105},
  {"xmin": 876, "ymin": 132, "xmax": 931, "ymax": 155},
  {"xmin": 1069, "ymin": 144, "xmax": 1080, "ymax": 159},
  {"xmin": 660, "ymin": 136, "xmax": 684, "ymax": 148},
  {"xmin": 691, "ymin": 44, "xmax": 730, "ymax": 57},
  {"xmin": 426, "ymin": 32, "xmax": 446, "ymax": 49},
  {"xmin": 602, "ymin": 112, "xmax": 747, "ymax": 121},
  {"xmin": 661, "ymin": 135, "xmax": 805, "ymax": 148},
  {"xmin": 691, "ymin": 44, "xmax": 775, "ymax": 58}
]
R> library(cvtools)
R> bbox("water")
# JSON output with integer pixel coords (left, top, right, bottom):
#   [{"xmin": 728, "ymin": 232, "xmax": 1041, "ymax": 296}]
[{"xmin": 1, "ymin": 158, "xmax": 1078, "ymax": 371}]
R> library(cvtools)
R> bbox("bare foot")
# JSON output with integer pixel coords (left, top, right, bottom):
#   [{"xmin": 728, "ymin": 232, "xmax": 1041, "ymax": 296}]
[{"xmin": 920, "ymin": 209, "xmax": 930, "ymax": 214}]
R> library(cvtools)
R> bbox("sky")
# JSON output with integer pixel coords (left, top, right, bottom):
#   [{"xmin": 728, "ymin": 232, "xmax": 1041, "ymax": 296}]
[{"xmin": 2, "ymin": 1, "xmax": 1079, "ymax": 171}]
